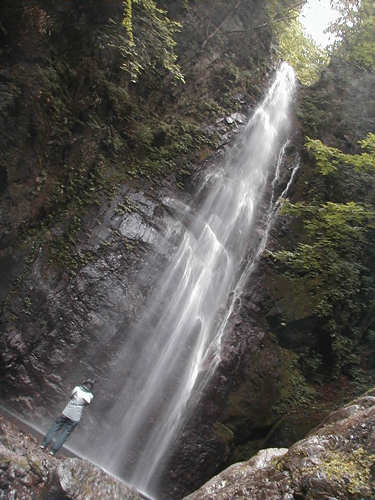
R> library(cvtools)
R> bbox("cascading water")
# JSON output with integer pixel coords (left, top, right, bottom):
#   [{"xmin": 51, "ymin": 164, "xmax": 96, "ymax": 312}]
[{"xmin": 85, "ymin": 62, "xmax": 296, "ymax": 499}]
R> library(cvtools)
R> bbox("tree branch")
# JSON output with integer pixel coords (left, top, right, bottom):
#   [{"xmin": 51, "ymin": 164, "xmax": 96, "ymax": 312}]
[
  {"xmin": 202, "ymin": 0, "xmax": 306, "ymax": 45},
  {"xmin": 201, "ymin": 0, "xmax": 242, "ymax": 49}
]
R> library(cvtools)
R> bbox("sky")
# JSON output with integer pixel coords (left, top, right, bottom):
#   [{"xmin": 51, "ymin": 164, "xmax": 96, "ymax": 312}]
[{"xmin": 299, "ymin": 0, "xmax": 340, "ymax": 47}]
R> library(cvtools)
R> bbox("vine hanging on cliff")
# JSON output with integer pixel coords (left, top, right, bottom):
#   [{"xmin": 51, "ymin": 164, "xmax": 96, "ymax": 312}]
[
  {"xmin": 118, "ymin": 0, "xmax": 184, "ymax": 82},
  {"xmin": 123, "ymin": 0, "xmax": 134, "ymax": 45}
]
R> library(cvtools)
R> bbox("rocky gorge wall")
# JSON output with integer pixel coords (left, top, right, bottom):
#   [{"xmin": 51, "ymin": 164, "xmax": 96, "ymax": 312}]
[
  {"xmin": 0, "ymin": 0, "xmax": 277, "ymax": 402},
  {"xmin": 0, "ymin": 0, "xmax": 289, "ymax": 496},
  {"xmin": 1, "ymin": 0, "xmax": 375, "ymax": 498},
  {"xmin": 159, "ymin": 59, "xmax": 375, "ymax": 496}
]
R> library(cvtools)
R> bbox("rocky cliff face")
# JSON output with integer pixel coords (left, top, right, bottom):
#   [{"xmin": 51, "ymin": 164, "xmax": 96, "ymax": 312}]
[
  {"xmin": 0, "ymin": 0, "xmax": 288, "ymax": 496},
  {"xmin": 1, "ymin": 0, "xmax": 375, "ymax": 499},
  {"xmin": 159, "ymin": 58, "xmax": 375, "ymax": 497},
  {"xmin": 0, "ymin": 0, "xmax": 276, "ymax": 400}
]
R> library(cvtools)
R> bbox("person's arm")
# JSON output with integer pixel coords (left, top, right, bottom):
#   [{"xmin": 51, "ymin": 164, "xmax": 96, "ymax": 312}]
[{"xmin": 82, "ymin": 393, "xmax": 93, "ymax": 406}]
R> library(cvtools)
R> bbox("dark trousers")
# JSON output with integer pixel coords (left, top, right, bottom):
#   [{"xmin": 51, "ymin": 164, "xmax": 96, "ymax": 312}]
[{"xmin": 42, "ymin": 414, "xmax": 79, "ymax": 452}]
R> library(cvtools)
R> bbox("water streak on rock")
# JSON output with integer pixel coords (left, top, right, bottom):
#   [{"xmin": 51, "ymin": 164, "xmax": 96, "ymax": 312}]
[{"xmin": 87, "ymin": 63, "xmax": 297, "ymax": 499}]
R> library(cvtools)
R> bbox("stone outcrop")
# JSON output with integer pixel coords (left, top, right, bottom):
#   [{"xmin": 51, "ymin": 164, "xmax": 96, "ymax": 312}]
[
  {"xmin": 0, "ymin": 413, "xmax": 142, "ymax": 500},
  {"xmin": 42, "ymin": 459, "xmax": 141, "ymax": 500},
  {"xmin": 184, "ymin": 389, "xmax": 375, "ymax": 500}
]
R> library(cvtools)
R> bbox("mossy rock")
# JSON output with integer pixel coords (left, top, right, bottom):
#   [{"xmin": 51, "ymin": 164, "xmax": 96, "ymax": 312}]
[{"xmin": 262, "ymin": 413, "xmax": 323, "ymax": 450}]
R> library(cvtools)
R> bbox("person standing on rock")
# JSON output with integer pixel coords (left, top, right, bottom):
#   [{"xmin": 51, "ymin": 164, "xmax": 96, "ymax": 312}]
[{"xmin": 41, "ymin": 379, "xmax": 95, "ymax": 457}]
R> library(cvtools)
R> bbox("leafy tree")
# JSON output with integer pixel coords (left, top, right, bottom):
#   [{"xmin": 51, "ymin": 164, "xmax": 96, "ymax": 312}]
[
  {"xmin": 119, "ymin": 0, "xmax": 184, "ymax": 83},
  {"xmin": 328, "ymin": 0, "xmax": 375, "ymax": 70},
  {"xmin": 305, "ymin": 133, "xmax": 375, "ymax": 175},
  {"xmin": 258, "ymin": 1, "xmax": 329, "ymax": 86},
  {"xmin": 95, "ymin": 0, "xmax": 183, "ymax": 84},
  {"xmin": 278, "ymin": 19, "xmax": 329, "ymax": 85},
  {"xmin": 271, "ymin": 200, "xmax": 375, "ymax": 279}
]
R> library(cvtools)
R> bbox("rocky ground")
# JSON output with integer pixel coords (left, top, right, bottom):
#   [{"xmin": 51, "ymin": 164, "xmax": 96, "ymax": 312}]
[
  {"xmin": 0, "ymin": 410, "xmax": 142, "ymax": 500},
  {"xmin": 185, "ymin": 389, "xmax": 375, "ymax": 500},
  {"xmin": 3, "ymin": 389, "xmax": 375, "ymax": 500}
]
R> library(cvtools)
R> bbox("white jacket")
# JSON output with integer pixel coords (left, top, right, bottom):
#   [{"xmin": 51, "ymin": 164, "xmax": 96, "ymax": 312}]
[{"xmin": 62, "ymin": 385, "xmax": 93, "ymax": 422}]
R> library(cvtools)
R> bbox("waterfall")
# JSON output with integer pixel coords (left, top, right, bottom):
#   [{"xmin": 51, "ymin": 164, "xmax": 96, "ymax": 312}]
[{"xmin": 85, "ymin": 62, "xmax": 296, "ymax": 499}]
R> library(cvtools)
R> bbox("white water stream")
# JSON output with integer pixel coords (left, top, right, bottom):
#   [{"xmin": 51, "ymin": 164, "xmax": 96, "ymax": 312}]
[{"xmin": 86, "ymin": 63, "xmax": 297, "ymax": 499}]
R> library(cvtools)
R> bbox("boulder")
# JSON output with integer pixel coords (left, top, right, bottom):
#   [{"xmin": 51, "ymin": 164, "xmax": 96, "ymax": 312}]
[
  {"xmin": 0, "ymin": 414, "xmax": 142, "ymax": 500},
  {"xmin": 41, "ymin": 458, "xmax": 141, "ymax": 500},
  {"xmin": 184, "ymin": 389, "xmax": 375, "ymax": 500}
]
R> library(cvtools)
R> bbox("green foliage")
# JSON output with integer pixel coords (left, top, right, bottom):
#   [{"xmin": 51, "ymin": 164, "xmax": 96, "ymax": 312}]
[
  {"xmin": 297, "ymin": 90, "xmax": 334, "ymax": 138},
  {"xmin": 125, "ymin": 118, "xmax": 214, "ymax": 178},
  {"xmin": 273, "ymin": 351, "xmax": 315, "ymax": 415},
  {"xmin": 212, "ymin": 62, "xmax": 240, "ymax": 94},
  {"xmin": 115, "ymin": 197, "xmax": 137, "ymax": 215},
  {"xmin": 270, "ymin": 199, "xmax": 375, "ymax": 374},
  {"xmin": 328, "ymin": 0, "xmax": 375, "ymax": 71},
  {"xmin": 264, "ymin": 0, "xmax": 307, "ymax": 28},
  {"xmin": 123, "ymin": 0, "xmax": 134, "ymax": 45},
  {"xmin": 195, "ymin": 99, "xmax": 226, "ymax": 121},
  {"xmin": 101, "ymin": 78, "xmax": 132, "ymax": 115},
  {"xmin": 269, "ymin": 203, "xmax": 370, "ymax": 371},
  {"xmin": 264, "ymin": 1, "xmax": 330, "ymax": 85},
  {"xmin": 48, "ymin": 216, "xmax": 82, "ymax": 273},
  {"xmin": 278, "ymin": 19, "xmax": 329, "ymax": 86},
  {"xmin": 269, "ymin": 136, "xmax": 375, "ymax": 376},
  {"xmin": 101, "ymin": 0, "xmax": 184, "ymax": 83},
  {"xmin": 306, "ymin": 133, "xmax": 375, "ymax": 175},
  {"xmin": 208, "ymin": 62, "xmax": 256, "ymax": 113},
  {"xmin": 46, "ymin": 207, "xmax": 119, "ymax": 276},
  {"xmin": 36, "ymin": 64, "xmax": 74, "ymax": 134},
  {"xmin": 281, "ymin": 200, "xmax": 374, "ymax": 249}
]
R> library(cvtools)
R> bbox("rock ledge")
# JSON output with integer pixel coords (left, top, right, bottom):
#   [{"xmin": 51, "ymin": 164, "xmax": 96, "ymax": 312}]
[{"xmin": 0, "ymin": 413, "xmax": 142, "ymax": 500}]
